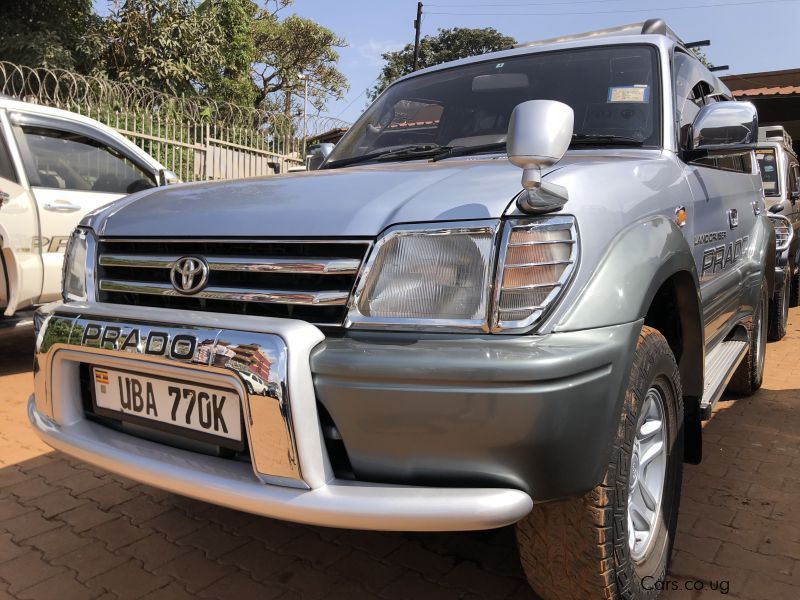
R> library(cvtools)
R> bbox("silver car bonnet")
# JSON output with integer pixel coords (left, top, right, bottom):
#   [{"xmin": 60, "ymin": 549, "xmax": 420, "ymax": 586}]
[{"xmin": 90, "ymin": 158, "xmax": 531, "ymax": 238}]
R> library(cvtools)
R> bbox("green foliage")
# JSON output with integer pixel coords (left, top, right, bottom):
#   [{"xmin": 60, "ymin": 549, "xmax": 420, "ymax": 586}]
[
  {"xmin": 0, "ymin": 0, "xmax": 102, "ymax": 72},
  {"xmin": 97, "ymin": 0, "xmax": 225, "ymax": 96},
  {"xmin": 370, "ymin": 27, "xmax": 516, "ymax": 99},
  {"xmin": 252, "ymin": 12, "xmax": 349, "ymax": 114},
  {"xmin": 691, "ymin": 47, "xmax": 712, "ymax": 68},
  {"xmin": 199, "ymin": 0, "xmax": 260, "ymax": 106},
  {"xmin": 0, "ymin": 0, "xmax": 349, "ymax": 115}
]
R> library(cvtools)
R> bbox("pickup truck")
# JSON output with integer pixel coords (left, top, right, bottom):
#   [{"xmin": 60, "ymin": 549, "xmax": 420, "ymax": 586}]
[
  {"xmin": 30, "ymin": 20, "xmax": 774, "ymax": 599},
  {"xmin": 0, "ymin": 97, "xmax": 171, "ymax": 320}
]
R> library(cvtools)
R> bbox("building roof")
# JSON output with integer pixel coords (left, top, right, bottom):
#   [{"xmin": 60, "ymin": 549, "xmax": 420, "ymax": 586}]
[{"xmin": 722, "ymin": 68, "xmax": 800, "ymax": 98}]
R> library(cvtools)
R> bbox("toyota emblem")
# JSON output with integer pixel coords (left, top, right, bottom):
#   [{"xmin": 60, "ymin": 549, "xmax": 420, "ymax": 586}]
[{"xmin": 170, "ymin": 256, "xmax": 209, "ymax": 294}]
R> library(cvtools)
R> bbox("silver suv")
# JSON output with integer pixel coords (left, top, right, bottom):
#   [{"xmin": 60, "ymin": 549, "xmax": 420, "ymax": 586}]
[
  {"xmin": 30, "ymin": 19, "xmax": 773, "ymax": 599},
  {"xmin": 756, "ymin": 125, "xmax": 799, "ymax": 340}
]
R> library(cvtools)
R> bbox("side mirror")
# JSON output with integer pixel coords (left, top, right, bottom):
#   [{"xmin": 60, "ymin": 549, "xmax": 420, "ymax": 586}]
[
  {"xmin": 769, "ymin": 203, "xmax": 785, "ymax": 214},
  {"xmin": 158, "ymin": 169, "xmax": 181, "ymax": 186},
  {"xmin": 791, "ymin": 190, "xmax": 800, "ymax": 202},
  {"xmin": 507, "ymin": 100, "xmax": 574, "ymax": 213},
  {"xmin": 307, "ymin": 143, "xmax": 335, "ymax": 171},
  {"xmin": 690, "ymin": 101, "xmax": 758, "ymax": 150}
]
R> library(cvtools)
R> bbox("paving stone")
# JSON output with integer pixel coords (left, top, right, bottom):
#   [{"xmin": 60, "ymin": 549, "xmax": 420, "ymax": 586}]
[
  {"xmin": 26, "ymin": 525, "xmax": 94, "ymax": 560},
  {"xmin": 118, "ymin": 532, "xmax": 193, "ymax": 572},
  {"xmin": 142, "ymin": 508, "xmax": 204, "ymax": 542},
  {"xmin": 141, "ymin": 582, "xmax": 198, "ymax": 600},
  {"xmin": 78, "ymin": 482, "xmax": 137, "ymax": 512},
  {"xmin": 51, "ymin": 540, "xmax": 128, "ymax": 582},
  {"xmin": 55, "ymin": 502, "xmax": 117, "ymax": 533},
  {"xmin": 0, "ymin": 508, "xmax": 62, "ymax": 543},
  {"xmin": 88, "ymin": 559, "xmax": 172, "ymax": 600},
  {"xmin": 177, "ymin": 522, "xmax": 248, "ymax": 559},
  {"xmin": 0, "ymin": 550, "xmax": 65, "ymax": 594},
  {"xmin": 17, "ymin": 571, "xmax": 100, "ymax": 600},
  {"xmin": 217, "ymin": 540, "xmax": 296, "ymax": 581},
  {"xmin": 198, "ymin": 571, "xmax": 285, "ymax": 600},
  {"xmin": 115, "ymin": 495, "xmax": 171, "ymax": 525},
  {"xmin": 154, "ymin": 549, "xmax": 235, "ymax": 593},
  {"xmin": 22, "ymin": 487, "xmax": 90, "ymax": 518},
  {"xmin": 86, "ymin": 516, "xmax": 151, "ymax": 551}
]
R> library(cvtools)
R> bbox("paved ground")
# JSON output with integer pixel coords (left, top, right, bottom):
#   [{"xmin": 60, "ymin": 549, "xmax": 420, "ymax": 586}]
[{"xmin": 1, "ymin": 312, "xmax": 799, "ymax": 600}]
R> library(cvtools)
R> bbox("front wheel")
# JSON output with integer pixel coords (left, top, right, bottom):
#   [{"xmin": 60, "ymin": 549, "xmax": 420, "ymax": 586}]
[
  {"xmin": 516, "ymin": 326, "xmax": 684, "ymax": 599},
  {"xmin": 728, "ymin": 278, "xmax": 768, "ymax": 395}
]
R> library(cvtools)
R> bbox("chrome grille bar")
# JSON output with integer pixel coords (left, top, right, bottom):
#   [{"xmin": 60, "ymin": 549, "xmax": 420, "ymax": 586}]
[
  {"xmin": 99, "ymin": 254, "xmax": 361, "ymax": 275},
  {"xmin": 99, "ymin": 280, "xmax": 350, "ymax": 306}
]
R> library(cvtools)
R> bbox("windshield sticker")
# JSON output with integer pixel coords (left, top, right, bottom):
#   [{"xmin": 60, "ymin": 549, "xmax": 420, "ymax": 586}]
[
  {"xmin": 608, "ymin": 85, "xmax": 649, "ymax": 103},
  {"xmin": 763, "ymin": 182, "xmax": 777, "ymax": 190}
]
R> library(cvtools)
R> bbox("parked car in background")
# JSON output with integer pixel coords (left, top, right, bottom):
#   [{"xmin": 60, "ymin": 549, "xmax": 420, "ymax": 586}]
[
  {"xmin": 755, "ymin": 125, "xmax": 800, "ymax": 339},
  {"xmin": 30, "ymin": 20, "xmax": 774, "ymax": 599},
  {"xmin": 0, "ymin": 97, "xmax": 176, "ymax": 321}
]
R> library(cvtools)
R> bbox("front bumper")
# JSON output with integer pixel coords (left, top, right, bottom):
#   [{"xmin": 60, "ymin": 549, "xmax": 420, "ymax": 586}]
[{"xmin": 29, "ymin": 303, "xmax": 532, "ymax": 531}]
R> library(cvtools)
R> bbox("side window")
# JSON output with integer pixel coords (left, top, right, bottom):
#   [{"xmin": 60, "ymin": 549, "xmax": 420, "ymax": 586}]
[
  {"xmin": 20, "ymin": 126, "xmax": 156, "ymax": 194},
  {"xmin": 0, "ymin": 128, "xmax": 18, "ymax": 183}
]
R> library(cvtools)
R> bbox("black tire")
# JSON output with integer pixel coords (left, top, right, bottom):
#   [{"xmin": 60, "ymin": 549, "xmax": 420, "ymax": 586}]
[
  {"xmin": 516, "ymin": 326, "xmax": 684, "ymax": 600},
  {"xmin": 728, "ymin": 278, "xmax": 768, "ymax": 395},
  {"xmin": 790, "ymin": 262, "xmax": 800, "ymax": 308},
  {"xmin": 768, "ymin": 268, "xmax": 790, "ymax": 341}
]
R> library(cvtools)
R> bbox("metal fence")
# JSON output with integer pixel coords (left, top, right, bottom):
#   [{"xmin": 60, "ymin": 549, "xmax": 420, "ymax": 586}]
[{"xmin": 0, "ymin": 62, "xmax": 350, "ymax": 181}]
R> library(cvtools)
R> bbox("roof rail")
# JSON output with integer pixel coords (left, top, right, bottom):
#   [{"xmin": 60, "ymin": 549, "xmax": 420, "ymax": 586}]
[{"xmin": 515, "ymin": 18, "xmax": 686, "ymax": 49}]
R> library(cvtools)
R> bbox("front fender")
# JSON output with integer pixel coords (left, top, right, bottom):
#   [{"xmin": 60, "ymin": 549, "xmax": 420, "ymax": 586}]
[{"xmin": 556, "ymin": 215, "xmax": 700, "ymax": 332}]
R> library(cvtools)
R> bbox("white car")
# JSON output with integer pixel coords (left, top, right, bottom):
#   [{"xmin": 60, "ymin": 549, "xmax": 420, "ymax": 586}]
[{"xmin": 0, "ymin": 97, "xmax": 172, "ymax": 318}]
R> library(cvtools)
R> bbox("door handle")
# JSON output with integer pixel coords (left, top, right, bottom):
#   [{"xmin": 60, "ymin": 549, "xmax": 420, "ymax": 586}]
[{"xmin": 43, "ymin": 201, "xmax": 81, "ymax": 213}]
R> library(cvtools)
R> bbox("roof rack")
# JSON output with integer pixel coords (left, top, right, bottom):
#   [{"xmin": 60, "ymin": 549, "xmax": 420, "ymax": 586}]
[
  {"xmin": 758, "ymin": 125, "xmax": 793, "ymax": 149},
  {"xmin": 515, "ymin": 18, "xmax": 686, "ymax": 49}
]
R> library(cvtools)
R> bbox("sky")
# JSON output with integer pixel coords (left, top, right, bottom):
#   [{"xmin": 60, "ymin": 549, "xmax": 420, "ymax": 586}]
[{"xmin": 93, "ymin": 0, "xmax": 800, "ymax": 124}]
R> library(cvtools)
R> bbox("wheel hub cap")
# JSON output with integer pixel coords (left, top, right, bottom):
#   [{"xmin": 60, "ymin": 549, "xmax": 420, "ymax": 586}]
[{"xmin": 627, "ymin": 387, "xmax": 667, "ymax": 562}]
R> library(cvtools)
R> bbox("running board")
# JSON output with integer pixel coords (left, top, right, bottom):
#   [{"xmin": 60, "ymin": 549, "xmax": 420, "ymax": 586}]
[{"xmin": 700, "ymin": 340, "xmax": 748, "ymax": 420}]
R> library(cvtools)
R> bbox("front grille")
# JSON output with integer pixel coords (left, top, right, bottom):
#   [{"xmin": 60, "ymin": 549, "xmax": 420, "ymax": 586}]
[{"xmin": 96, "ymin": 239, "xmax": 371, "ymax": 326}]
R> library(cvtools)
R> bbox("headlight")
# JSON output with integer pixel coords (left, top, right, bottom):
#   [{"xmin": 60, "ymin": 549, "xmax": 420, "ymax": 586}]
[
  {"xmin": 348, "ymin": 216, "xmax": 578, "ymax": 332},
  {"xmin": 492, "ymin": 216, "xmax": 577, "ymax": 332},
  {"xmin": 62, "ymin": 227, "xmax": 96, "ymax": 302},
  {"xmin": 348, "ymin": 221, "xmax": 498, "ymax": 331}
]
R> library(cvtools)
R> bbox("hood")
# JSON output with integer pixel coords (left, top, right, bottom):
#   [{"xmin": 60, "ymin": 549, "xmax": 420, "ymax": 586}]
[{"xmin": 92, "ymin": 158, "xmax": 529, "ymax": 238}]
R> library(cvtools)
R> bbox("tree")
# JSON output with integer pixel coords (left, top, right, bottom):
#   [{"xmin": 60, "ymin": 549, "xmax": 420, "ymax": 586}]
[
  {"xmin": 691, "ymin": 47, "xmax": 712, "ymax": 69},
  {"xmin": 370, "ymin": 27, "xmax": 516, "ymax": 99},
  {"xmin": 251, "ymin": 12, "xmax": 348, "ymax": 115},
  {"xmin": 199, "ymin": 0, "xmax": 260, "ymax": 106},
  {"xmin": 97, "ymin": 0, "xmax": 225, "ymax": 97},
  {"xmin": 0, "ymin": 0, "xmax": 102, "ymax": 72}
]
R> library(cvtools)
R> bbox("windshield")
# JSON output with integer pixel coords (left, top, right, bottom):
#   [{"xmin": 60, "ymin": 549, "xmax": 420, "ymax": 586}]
[
  {"xmin": 327, "ymin": 44, "xmax": 661, "ymax": 166},
  {"xmin": 755, "ymin": 148, "xmax": 780, "ymax": 196}
]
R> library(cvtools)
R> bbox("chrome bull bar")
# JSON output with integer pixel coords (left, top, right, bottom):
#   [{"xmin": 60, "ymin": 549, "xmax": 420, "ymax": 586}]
[{"xmin": 33, "ymin": 303, "xmax": 328, "ymax": 490}]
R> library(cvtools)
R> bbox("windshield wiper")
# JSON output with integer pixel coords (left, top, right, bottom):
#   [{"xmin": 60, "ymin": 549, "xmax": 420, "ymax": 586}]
[
  {"xmin": 322, "ymin": 144, "xmax": 447, "ymax": 169},
  {"xmin": 430, "ymin": 142, "xmax": 507, "ymax": 162},
  {"xmin": 570, "ymin": 134, "xmax": 644, "ymax": 147}
]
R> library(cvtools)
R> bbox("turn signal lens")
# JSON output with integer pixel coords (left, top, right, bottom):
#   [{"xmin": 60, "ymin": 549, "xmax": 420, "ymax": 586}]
[{"xmin": 492, "ymin": 216, "xmax": 577, "ymax": 331}]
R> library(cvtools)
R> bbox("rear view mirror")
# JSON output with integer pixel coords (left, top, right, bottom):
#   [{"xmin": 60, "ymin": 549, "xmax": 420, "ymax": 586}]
[
  {"xmin": 158, "ymin": 169, "xmax": 181, "ymax": 186},
  {"xmin": 306, "ymin": 143, "xmax": 335, "ymax": 171},
  {"xmin": 472, "ymin": 73, "xmax": 529, "ymax": 92},
  {"xmin": 507, "ymin": 100, "xmax": 574, "ymax": 213},
  {"xmin": 690, "ymin": 101, "xmax": 758, "ymax": 150}
]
